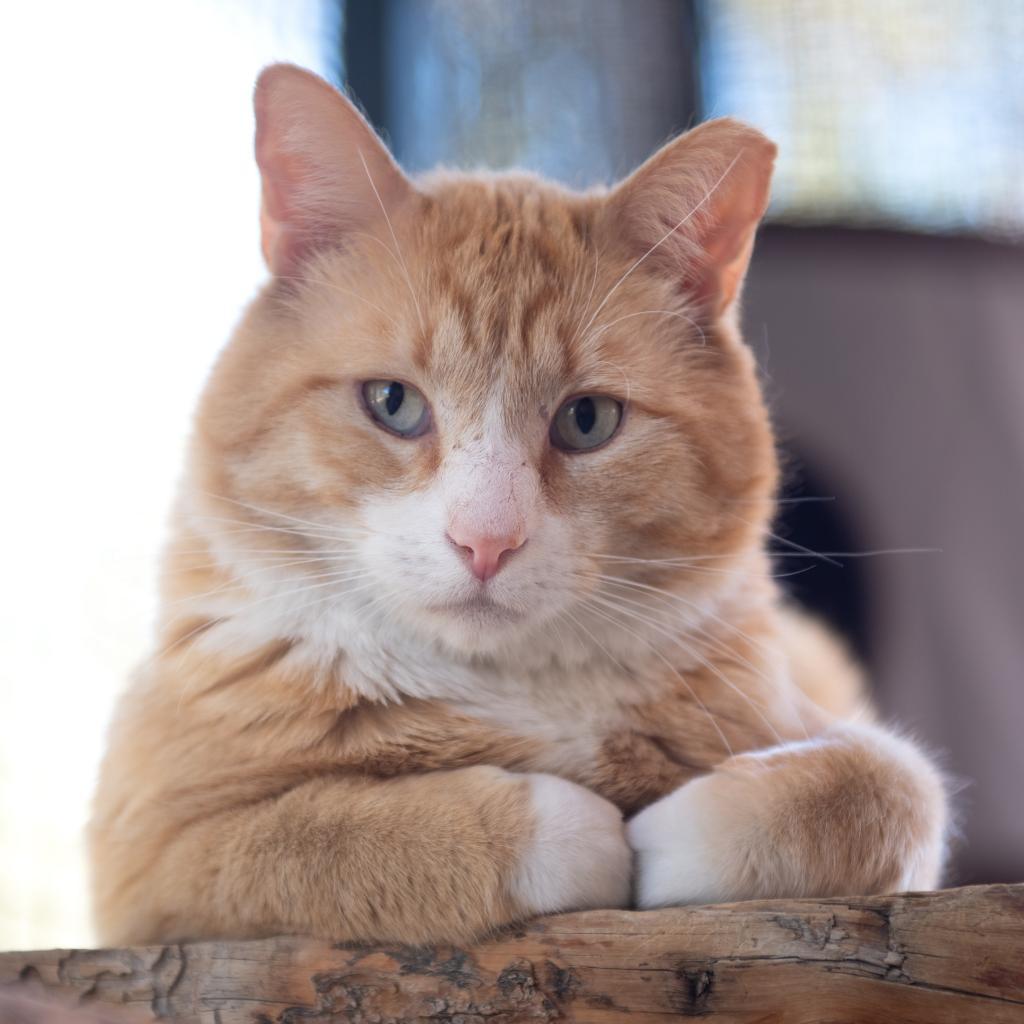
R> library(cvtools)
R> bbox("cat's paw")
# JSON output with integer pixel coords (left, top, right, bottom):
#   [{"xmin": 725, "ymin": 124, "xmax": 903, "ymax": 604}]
[
  {"xmin": 511, "ymin": 774, "xmax": 632, "ymax": 916},
  {"xmin": 628, "ymin": 730, "xmax": 948, "ymax": 908},
  {"xmin": 627, "ymin": 775, "xmax": 732, "ymax": 908}
]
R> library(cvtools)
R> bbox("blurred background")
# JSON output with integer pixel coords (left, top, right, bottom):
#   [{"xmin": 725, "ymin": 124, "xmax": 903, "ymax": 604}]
[{"xmin": 1, "ymin": 0, "xmax": 1021, "ymax": 949}]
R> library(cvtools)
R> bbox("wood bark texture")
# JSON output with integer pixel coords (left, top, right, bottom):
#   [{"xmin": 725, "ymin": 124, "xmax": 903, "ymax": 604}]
[{"xmin": 1, "ymin": 884, "xmax": 1022, "ymax": 1024}]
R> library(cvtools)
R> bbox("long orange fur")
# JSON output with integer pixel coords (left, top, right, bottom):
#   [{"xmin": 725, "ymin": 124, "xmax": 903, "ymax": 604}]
[{"xmin": 90, "ymin": 65, "xmax": 947, "ymax": 945}]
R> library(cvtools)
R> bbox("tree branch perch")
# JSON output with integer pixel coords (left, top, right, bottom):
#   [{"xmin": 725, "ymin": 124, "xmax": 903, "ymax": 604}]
[{"xmin": 2, "ymin": 884, "xmax": 1022, "ymax": 1023}]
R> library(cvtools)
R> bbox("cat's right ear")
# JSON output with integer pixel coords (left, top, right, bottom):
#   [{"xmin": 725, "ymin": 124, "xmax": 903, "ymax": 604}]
[
  {"xmin": 253, "ymin": 64, "xmax": 415, "ymax": 277},
  {"xmin": 601, "ymin": 118, "xmax": 776, "ymax": 320}
]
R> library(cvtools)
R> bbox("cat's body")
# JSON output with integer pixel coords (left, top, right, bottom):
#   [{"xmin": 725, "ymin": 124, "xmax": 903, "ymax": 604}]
[{"xmin": 90, "ymin": 65, "xmax": 947, "ymax": 945}]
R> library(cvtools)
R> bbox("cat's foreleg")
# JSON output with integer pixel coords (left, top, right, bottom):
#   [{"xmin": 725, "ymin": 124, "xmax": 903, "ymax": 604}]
[
  {"xmin": 100, "ymin": 767, "xmax": 630, "ymax": 945},
  {"xmin": 627, "ymin": 724, "xmax": 947, "ymax": 907}
]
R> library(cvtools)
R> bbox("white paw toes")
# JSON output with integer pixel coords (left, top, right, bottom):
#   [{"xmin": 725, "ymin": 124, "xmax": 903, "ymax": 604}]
[
  {"xmin": 627, "ymin": 775, "xmax": 733, "ymax": 909},
  {"xmin": 511, "ymin": 773, "xmax": 632, "ymax": 916},
  {"xmin": 627, "ymin": 731, "xmax": 949, "ymax": 906}
]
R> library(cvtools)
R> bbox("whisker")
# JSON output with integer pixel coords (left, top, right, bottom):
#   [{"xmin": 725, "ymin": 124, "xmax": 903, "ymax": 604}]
[
  {"xmin": 275, "ymin": 272, "xmax": 403, "ymax": 332},
  {"xmin": 578, "ymin": 151, "xmax": 743, "ymax": 340},
  {"xmin": 184, "ymin": 518, "xmax": 365, "ymax": 544},
  {"xmin": 568, "ymin": 243, "xmax": 602, "ymax": 345},
  {"xmin": 162, "ymin": 555, "xmax": 356, "ymax": 579},
  {"xmin": 771, "ymin": 547, "xmax": 937, "ymax": 561},
  {"xmin": 760, "ymin": 525, "xmax": 843, "ymax": 568},
  {"xmin": 166, "ymin": 562, "xmax": 369, "ymax": 607},
  {"xmin": 349, "ymin": 229, "xmax": 422, "ymax": 288},
  {"xmin": 159, "ymin": 567, "xmax": 374, "ymax": 647},
  {"xmin": 561, "ymin": 605, "xmax": 630, "ymax": 674},
  {"xmin": 581, "ymin": 566, "xmax": 793, "ymax": 675},
  {"xmin": 166, "ymin": 549, "xmax": 359, "ymax": 560},
  {"xmin": 576, "ymin": 594, "xmax": 734, "ymax": 757},
  {"xmin": 586, "ymin": 308, "xmax": 707, "ymax": 348},
  {"xmin": 194, "ymin": 493, "xmax": 368, "ymax": 538},
  {"xmin": 716, "ymin": 495, "xmax": 838, "ymax": 505},
  {"xmin": 358, "ymin": 149, "xmax": 426, "ymax": 334},
  {"xmin": 570, "ymin": 354, "xmax": 635, "ymax": 404},
  {"xmin": 174, "ymin": 579, "xmax": 379, "ymax": 707},
  {"xmin": 179, "ymin": 530, "xmax": 361, "ymax": 549},
  {"xmin": 580, "ymin": 572, "xmax": 796, "ymax": 718},
  {"xmin": 586, "ymin": 552, "xmax": 815, "ymax": 581},
  {"xmin": 584, "ymin": 590, "xmax": 783, "ymax": 746},
  {"xmin": 590, "ymin": 548, "xmax": 937, "ymax": 566},
  {"xmin": 581, "ymin": 570, "xmax": 780, "ymax": 665},
  {"xmin": 538, "ymin": 609, "xmax": 576, "ymax": 667},
  {"xmin": 580, "ymin": 570, "xmax": 814, "ymax": 739}
]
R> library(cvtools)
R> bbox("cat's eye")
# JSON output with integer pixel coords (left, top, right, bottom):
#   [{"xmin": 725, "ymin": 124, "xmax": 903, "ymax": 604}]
[
  {"xmin": 550, "ymin": 395, "xmax": 623, "ymax": 452},
  {"xmin": 361, "ymin": 380, "xmax": 431, "ymax": 437}
]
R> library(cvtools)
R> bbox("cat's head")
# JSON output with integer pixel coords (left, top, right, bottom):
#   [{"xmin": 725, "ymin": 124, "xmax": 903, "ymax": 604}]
[{"xmin": 182, "ymin": 64, "xmax": 778, "ymax": 666}]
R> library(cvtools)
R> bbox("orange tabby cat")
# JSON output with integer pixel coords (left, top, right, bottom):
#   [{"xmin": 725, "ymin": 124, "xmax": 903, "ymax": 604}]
[{"xmin": 89, "ymin": 64, "xmax": 947, "ymax": 945}]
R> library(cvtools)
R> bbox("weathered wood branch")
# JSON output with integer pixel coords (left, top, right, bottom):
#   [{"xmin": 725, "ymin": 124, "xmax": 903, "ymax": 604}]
[{"xmin": 2, "ymin": 884, "xmax": 1022, "ymax": 1023}]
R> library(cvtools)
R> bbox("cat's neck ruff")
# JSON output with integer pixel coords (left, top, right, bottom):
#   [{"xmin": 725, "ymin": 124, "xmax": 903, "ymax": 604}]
[{"xmin": 183, "ymin": 548, "xmax": 767, "ymax": 712}]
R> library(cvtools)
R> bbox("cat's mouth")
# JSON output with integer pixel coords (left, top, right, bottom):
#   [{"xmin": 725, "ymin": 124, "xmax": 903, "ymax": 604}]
[{"xmin": 426, "ymin": 593, "xmax": 524, "ymax": 621}]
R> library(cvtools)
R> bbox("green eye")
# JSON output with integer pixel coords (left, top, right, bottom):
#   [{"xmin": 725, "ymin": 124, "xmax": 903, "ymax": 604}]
[
  {"xmin": 551, "ymin": 395, "xmax": 623, "ymax": 452},
  {"xmin": 361, "ymin": 380, "xmax": 430, "ymax": 437}
]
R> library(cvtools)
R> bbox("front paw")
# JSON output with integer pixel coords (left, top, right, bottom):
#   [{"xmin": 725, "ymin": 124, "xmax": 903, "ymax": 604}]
[
  {"xmin": 628, "ymin": 730, "xmax": 948, "ymax": 908},
  {"xmin": 511, "ymin": 774, "xmax": 632, "ymax": 916},
  {"xmin": 627, "ymin": 775, "xmax": 733, "ymax": 908}
]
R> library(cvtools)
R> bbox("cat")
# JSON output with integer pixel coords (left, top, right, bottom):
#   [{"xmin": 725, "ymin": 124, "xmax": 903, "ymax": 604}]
[{"xmin": 89, "ymin": 63, "xmax": 948, "ymax": 946}]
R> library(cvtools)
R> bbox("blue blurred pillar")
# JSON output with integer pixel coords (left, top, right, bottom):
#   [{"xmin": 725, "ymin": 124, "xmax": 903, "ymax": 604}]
[{"xmin": 345, "ymin": 0, "xmax": 700, "ymax": 186}]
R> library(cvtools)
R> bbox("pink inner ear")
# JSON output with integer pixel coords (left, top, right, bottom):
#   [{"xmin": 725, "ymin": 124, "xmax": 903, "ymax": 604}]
[
  {"xmin": 252, "ymin": 64, "xmax": 415, "ymax": 279},
  {"xmin": 606, "ymin": 119, "xmax": 776, "ymax": 318},
  {"xmin": 256, "ymin": 138, "xmax": 309, "ymax": 272},
  {"xmin": 686, "ymin": 183, "xmax": 771, "ymax": 315}
]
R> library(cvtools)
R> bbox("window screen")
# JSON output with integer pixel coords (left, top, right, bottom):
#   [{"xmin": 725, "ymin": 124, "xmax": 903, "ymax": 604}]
[{"xmin": 698, "ymin": 0, "xmax": 1024, "ymax": 238}]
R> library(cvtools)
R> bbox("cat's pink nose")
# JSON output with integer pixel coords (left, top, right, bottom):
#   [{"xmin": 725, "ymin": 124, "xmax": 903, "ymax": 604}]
[{"xmin": 447, "ymin": 527, "xmax": 526, "ymax": 581}]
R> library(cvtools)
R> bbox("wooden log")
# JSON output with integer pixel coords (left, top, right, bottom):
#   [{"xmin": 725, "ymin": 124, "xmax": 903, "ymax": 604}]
[{"xmin": 2, "ymin": 884, "xmax": 1022, "ymax": 1023}]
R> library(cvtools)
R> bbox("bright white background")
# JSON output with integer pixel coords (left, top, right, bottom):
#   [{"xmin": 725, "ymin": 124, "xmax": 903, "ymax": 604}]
[{"xmin": 0, "ymin": 0, "xmax": 337, "ymax": 948}]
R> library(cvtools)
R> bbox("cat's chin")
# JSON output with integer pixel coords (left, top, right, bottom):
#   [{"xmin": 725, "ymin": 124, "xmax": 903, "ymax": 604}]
[
  {"xmin": 425, "ymin": 594, "xmax": 526, "ymax": 622},
  {"xmin": 413, "ymin": 599, "xmax": 540, "ymax": 659}
]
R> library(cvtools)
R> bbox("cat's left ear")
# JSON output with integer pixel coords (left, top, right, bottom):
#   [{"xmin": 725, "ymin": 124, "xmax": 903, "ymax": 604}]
[
  {"xmin": 602, "ymin": 119, "xmax": 776, "ymax": 318},
  {"xmin": 253, "ymin": 64, "xmax": 416, "ymax": 277}
]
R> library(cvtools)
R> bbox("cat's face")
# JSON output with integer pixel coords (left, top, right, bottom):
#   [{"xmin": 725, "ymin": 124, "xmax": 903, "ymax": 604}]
[{"xmin": 185, "ymin": 65, "xmax": 778, "ymax": 663}]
